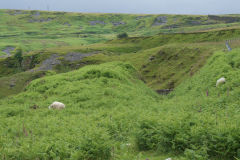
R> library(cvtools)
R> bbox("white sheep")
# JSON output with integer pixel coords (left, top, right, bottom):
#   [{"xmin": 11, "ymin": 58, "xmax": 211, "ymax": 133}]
[
  {"xmin": 48, "ymin": 101, "xmax": 65, "ymax": 110},
  {"xmin": 216, "ymin": 77, "xmax": 226, "ymax": 87}
]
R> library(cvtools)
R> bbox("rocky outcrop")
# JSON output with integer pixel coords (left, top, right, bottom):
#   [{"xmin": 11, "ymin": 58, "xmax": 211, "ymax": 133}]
[
  {"xmin": 208, "ymin": 15, "xmax": 240, "ymax": 23},
  {"xmin": 112, "ymin": 21, "xmax": 126, "ymax": 26},
  {"xmin": 35, "ymin": 52, "xmax": 99, "ymax": 71},
  {"xmin": 0, "ymin": 47, "xmax": 15, "ymax": 58},
  {"xmin": 28, "ymin": 18, "xmax": 53, "ymax": 23},
  {"xmin": 89, "ymin": 21, "xmax": 106, "ymax": 25},
  {"xmin": 152, "ymin": 16, "xmax": 168, "ymax": 26}
]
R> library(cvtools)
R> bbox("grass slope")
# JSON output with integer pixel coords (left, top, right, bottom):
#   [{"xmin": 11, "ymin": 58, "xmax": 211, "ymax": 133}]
[
  {"xmin": 1, "ymin": 27, "xmax": 240, "ymax": 98},
  {"xmin": 0, "ymin": 62, "xmax": 160, "ymax": 159},
  {"xmin": 137, "ymin": 49, "xmax": 240, "ymax": 159},
  {"xmin": 1, "ymin": 9, "xmax": 240, "ymax": 56},
  {"xmin": 1, "ymin": 49, "xmax": 240, "ymax": 159}
]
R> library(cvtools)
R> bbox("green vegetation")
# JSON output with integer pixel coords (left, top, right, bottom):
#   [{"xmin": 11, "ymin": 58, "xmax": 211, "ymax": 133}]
[
  {"xmin": 1, "ymin": 9, "xmax": 240, "ymax": 159},
  {"xmin": 2, "ymin": 27, "xmax": 240, "ymax": 98},
  {"xmin": 0, "ymin": 62, "xmax": 160, "ymax": 159},
  {"xmin": 1, "ymin": 49, "xmax": 240, "ymax": 159},
  {"xmin": 14, "ymin": 47, "xmax": 23, "ymax": 67},
  {"xmin": 136, "ymin": 49, "xmax": 240, "ymax": 159},
  {"xmin": 1, "ymin": 9, "xmax": 240, "ymax": 56}
]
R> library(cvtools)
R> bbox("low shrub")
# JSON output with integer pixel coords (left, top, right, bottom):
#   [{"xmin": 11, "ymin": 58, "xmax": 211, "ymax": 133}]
[
  {"xmin": 117, "ymin": 32, "xmax": 128, "ymax": 39},
  {"xmin": 136, "ymin": 113, "xmax": 240, "ymax": 159}
]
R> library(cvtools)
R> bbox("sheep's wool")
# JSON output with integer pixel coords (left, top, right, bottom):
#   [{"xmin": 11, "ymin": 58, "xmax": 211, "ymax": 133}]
[
  {"xmin": 216, "ymin": 77, "xmax": 226, "ymax": 87},
  {"xmin": 48, "ymin": 101, "xmax": 65, "ymax": 110}
]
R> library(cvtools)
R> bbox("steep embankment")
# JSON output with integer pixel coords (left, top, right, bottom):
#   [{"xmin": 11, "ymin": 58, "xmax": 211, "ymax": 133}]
[{"xmin": 137, "ymin": 49, "xmax": 240, "ymax": 159}]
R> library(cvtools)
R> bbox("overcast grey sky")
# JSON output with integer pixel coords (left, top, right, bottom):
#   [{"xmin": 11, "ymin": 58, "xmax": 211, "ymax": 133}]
[{"xmin": 0, "ymin": 0, "xmax": 240, "ymax": 15}]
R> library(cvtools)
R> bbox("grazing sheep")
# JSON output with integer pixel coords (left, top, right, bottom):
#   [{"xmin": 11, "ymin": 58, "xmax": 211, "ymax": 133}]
[
  {"xmin": 216, "ymin": 77, "xmax": 226, "ymax": 87},
  {"xmin": 48, "ymin": 101, "xmax": 65, "ymax": 110}
]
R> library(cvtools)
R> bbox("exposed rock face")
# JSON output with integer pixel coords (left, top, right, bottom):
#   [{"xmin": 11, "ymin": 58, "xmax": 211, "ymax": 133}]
[
  {"xmin": 226, "ymin": 41, "xmax": 232, "ymax": 51},
  {"xmin": 33, "ymin": 11, "xmax": 41, "ymax": 17},
  {"xmin": 152, "ymin": 16, "xmax": 168, "ymax": 26},
  {"xmin": 161, "ymin": 24, "xmax": 180, "ymax": 29},
  {"xmin": 149, "ymin": 56, "xmax": 155, "ymax": 61},
  {"xmin": 89, "ymin": 21, "xmax": 106, "ymax": 25},
  {"xmin": 7, "ymin": 10, "xmax": 27, "ymax": 15},
  {"xmin": 9, "ymin": 80, "xmax": 16, "ymax": 88},
  {"xmin": 112, "ymin": 21, "xmax": 126, "ymax": 26},
  {"xmin": 136, "ymin": 15, "xmax": 151, "ymax": 20},
  {"xmin": 35, "ymin": 52, "xmax": 99, "ymax": 71},
  {"xmin": 30, "ymin": 105, "xmax": 39, "ymax": 110},
  {"xmin": 64, "ymin": 52, "xmax": 97, "ymax": 62},
  {"xmin": 208, "ymin": 15, "xmax": 240, "ymax": 23},
  {"xmin": 156, "ymin": 89, "xmax": 173, "ymax": 95},
  {"xmin": 28, "ymin": 18, "xmax": 53, "ymax": 23},
  {"xmin": 64, "ymin": 22, "xmax": 71, "ymax": 26},
  {"xmin": 0, "ymin": 47, "xmax": 15, "ymax": 58},
  {"xmin": 37, "ymin": 54, "xmax": 61, "ymax": 71}
]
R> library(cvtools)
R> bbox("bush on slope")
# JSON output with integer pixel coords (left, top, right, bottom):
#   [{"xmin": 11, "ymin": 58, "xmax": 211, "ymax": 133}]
[
  {"xmin": 0, "ymin": 62, "xmax": 159, "ymax": 159},
  {"xmin": 136, "ymin": 49, "xmax": 240, "ymax": 159}
]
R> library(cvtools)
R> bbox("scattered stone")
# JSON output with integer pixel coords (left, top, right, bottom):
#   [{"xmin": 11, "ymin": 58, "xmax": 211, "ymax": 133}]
[
  {"xmin": 136, "ymin": 15, "xmax": 151, "ymax": 20},
  {"xmin": 9, "ymin": 81, "xmax": 16, "ymax": 88},
  {"xmin": 161, "ymin": 24, "xmax": 180, "ymax": 29},
  {"xmin": 208, "ymin": 15, "xmax": 240, "ymax": 23},
  {"xmin": 156, "ymin": 89, "xmax": 173, "ymax": 95},
  {"xmin": 142, "ymin": 65, "xmax": 147, "ymax": 68},
  {"xmin": 33, "ymin": 11, "xmax": 40, "ymax": 17},
  {"xmin": 173, "ymin": 17, "xmax": 178, "ymax": 22},
  {"xmin": 8, "ymin": 10, "xmax": 25, "ymax": 15},
  {"xmin": 13, "ymin": 10, "xmax": 23, "ymax": 15},
  {"xmin": 149, "ymin": 55, "xmax": 155, "ymax": 61},
  {"xmin": 152, "ymin": 16, "xmax": 168, "ymax": 26},
  {"xmin": 37, "ymin": 54, "xmax": 61, "ymax": 71},
  {"xmin": 28, "ymin": 18, "xmax": 53, "ymax": 23},
  {"xmin": 30, "ymin": 105, "xmax": 39, "ymax": 110},
  {"xmin": 64, "ymin": 52, "xmax": 98, "ymax": 62},
  {"xmin": 34, "ymin": 52, "xmax": 99, "ymax": 72},
  {"xmin": 112, "ymin": 21, "xmax": 126, "ymax": 26},
  {"xmin": 89, "ymin": 21, "xmax": 106, "ymax": 25},
  {"xmin": 225, "ymin": 41, "xmax": 232, "ymax": 51},
  {"xmin": 64, "ymin": 22, "xmax": 71, "ymax": 26}
]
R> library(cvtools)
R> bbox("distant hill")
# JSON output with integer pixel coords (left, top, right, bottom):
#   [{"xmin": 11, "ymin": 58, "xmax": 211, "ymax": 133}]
[{"xmin": 0, "ymin": 9, "xmax": 240, "ymax": 56}]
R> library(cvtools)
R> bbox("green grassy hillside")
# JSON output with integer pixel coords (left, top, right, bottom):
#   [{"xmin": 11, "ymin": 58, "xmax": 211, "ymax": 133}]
[
  {"xmin": 1, "ymin": 49, "xmax": 240, "ymax": 159},
  {"xmin": 137, "ymin": 49, "xmax": 240, "ymax": 159},
  {"xmin": 1, "ymin": 27, "xmax": 240, "ymax": 98},
  {"xmin": 0, "ymin": 62, "xmax": 160, "ymax": 159},
  {"xmin": 1, "ymin": 9, "xmax": 240, "ymax": 57},
  {"xmin": 1, "ymin": 9, "xmax": 240, "ymax": 159}
]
